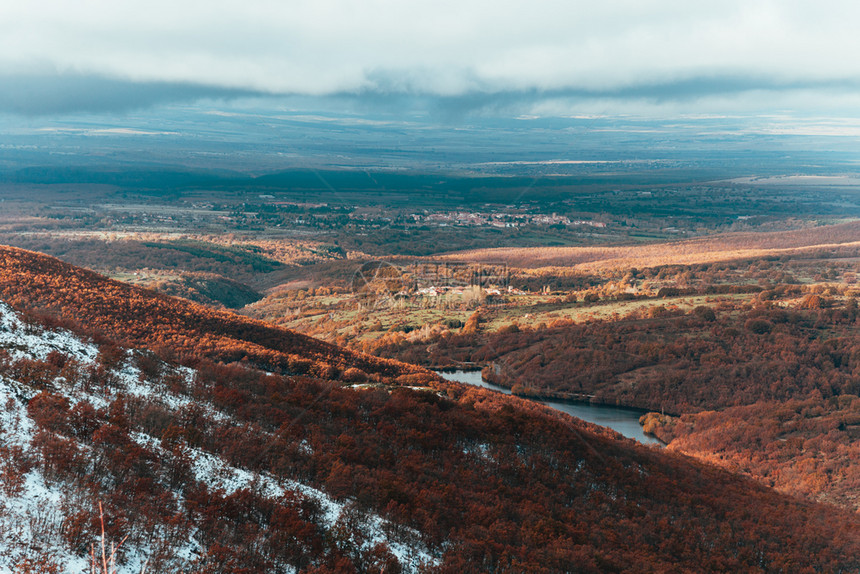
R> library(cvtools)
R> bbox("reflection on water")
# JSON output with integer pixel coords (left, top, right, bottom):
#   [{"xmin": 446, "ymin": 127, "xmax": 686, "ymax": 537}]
[{"xmin": 437, "ymin": 370, "xmax": 662, "ymax": 446}]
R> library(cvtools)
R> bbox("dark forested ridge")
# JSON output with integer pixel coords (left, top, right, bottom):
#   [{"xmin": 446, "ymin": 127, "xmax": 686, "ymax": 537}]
[{"xmin": 1, "ymin": 245, "xmax": 859, "ymax": 572}]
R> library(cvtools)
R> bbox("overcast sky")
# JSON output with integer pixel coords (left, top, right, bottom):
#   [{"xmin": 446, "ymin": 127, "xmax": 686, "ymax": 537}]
[{"xmin": 3, "ymin": 1, "xmax": 860, "ymax": 116}]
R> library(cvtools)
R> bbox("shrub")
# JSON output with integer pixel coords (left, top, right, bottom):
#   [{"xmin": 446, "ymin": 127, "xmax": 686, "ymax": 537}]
[{"xmin": 744, "ymin": 318, "xmax": 773, "ymax": 334}]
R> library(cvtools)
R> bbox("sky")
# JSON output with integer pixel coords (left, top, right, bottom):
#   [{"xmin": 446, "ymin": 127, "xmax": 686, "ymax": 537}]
[{"xmin": 2, "ymin": 1, "xmax": 860, "ymax": 117}]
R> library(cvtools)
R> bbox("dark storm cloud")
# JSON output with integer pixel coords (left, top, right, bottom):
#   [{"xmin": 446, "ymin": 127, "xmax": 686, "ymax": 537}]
[
  {"xmin": 5, "ymin": 70, "xmax": 860, "ymax": 119},
  {"xmin": 334, "ymin": 74, "xmax": 860, "ymax": 118},
  {"xmin": 588, "ymin": 76, "xmax": 860, "ymax": 102},
  {"xmin": 0, "ymin": 73, "xmax": 261, "ymax": 115}
]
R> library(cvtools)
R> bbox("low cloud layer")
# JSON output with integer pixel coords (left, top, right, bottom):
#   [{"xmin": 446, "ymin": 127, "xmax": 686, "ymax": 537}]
[
  {"xmin": 4, "ymin": 72, "xmax": 860, "ymax": 118},
  {"xmin": 0, "ymin": 74, "xmax": 259, "ymax": 115},
  {"xmin": 3, "ymin": 1, "xmax": 860, "ymax": 115}
]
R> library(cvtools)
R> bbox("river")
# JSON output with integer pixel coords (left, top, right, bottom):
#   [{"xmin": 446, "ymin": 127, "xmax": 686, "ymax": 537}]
[{"xmin": 437, "ymin": 370, "xmax": 662, "ymax": 446}]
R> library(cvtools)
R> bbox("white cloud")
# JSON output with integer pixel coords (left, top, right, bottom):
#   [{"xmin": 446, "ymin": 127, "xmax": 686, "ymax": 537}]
[{"xmin": 2, "ymin": 1, "xmax": 860, "ymax": 113}]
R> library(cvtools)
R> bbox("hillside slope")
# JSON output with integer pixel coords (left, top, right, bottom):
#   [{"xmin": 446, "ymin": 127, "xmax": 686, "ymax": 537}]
[
  {"xmin": 374, "ymin": 297, "xmax": 860, "ymax": 513},
  {"xmin": 0, "ymin": 245, "xmax": 421, "ymax": 382},
  {"xmin": 0, "ymin": 247, "xmax": 858, "ymax": 572}
]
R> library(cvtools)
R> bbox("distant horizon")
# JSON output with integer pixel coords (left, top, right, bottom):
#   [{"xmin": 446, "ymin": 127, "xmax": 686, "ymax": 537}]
[{"xmin": 3, "ymin": 100, "xmax": 860, "ymax": 182}]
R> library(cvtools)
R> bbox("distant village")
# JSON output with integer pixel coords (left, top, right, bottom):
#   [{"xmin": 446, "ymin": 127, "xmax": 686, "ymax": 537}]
[
  {"xmin": 415, "ymin": 284, "xmax": 527, "ymax": 297},
  {"xmin": 414, "ymin": 211, "xmax": 606, "ymax": 228}
]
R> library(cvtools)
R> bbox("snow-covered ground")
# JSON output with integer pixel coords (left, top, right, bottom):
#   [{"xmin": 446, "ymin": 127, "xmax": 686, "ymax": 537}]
[
  {"xmin": 0, "ymin": 377, "xmax": 91, "ymax": 574},
  {"xmin": 0, "ymin": 301, "xmax": 99, "ymax": 364},
  {"xmin": 0, "ymin": 301, "xmax": 438, "ymax": 573}
]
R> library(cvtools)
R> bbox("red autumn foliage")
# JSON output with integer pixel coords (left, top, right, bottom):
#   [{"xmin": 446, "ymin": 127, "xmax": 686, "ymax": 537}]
[
  {"xmin": 378, "ymin": 302, "xmax": 860, "ymax": 414},
  {"xmin": 16, "ymin": 350, "xmax": 860, "ymax": 572},
  {"xmin": 0, "ymin": 245, "xmax": 426, "ymax": 384},
  {"xmin": 2, "ymin": 246, "xmax": 860, "ymax": 571}
]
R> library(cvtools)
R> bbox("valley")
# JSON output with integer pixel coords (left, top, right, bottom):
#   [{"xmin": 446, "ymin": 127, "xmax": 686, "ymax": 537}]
[{"xmin": 437, "ymin": 370, "xmax": 662, "ymax": 445}]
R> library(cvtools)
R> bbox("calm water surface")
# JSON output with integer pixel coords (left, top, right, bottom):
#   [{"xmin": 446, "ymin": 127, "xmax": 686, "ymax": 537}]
[{"xmin": 438, "ymin": 370, "xmax": 662, "ymax": 446}]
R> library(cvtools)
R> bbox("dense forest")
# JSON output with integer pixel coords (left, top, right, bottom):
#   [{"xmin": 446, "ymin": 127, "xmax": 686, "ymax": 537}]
[
  {"xmin": 375, "ymin": 299, "xmax": 860, "ymax": 413},
  {"xmin": 642, "ymin": 396, "xmax": 860, "ymax": 510},
  {"xmin": 371, "ymin": 289, "xmax": 860, "ymax": 512}
]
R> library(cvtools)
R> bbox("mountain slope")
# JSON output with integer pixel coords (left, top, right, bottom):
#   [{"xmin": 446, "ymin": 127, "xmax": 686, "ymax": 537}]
[
  {"xmin": 0, "ymin": 246, "xmax": 858, "ymax": 572},
  {"xmin": 0, "ymin": 245, "xmax": 421, "ymax": 382}
]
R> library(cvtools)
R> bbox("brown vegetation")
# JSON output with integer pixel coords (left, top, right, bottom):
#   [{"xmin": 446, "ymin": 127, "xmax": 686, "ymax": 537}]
[
  {"xmin": 445, "ymin": 220, "xmax": 860, "ymax": 270},
  {"xmin": 377, "ymin": 300, "xmax": 860, "ymax": 414},
  {"xmin": 644, "ymin": 396, "xmax": 860, "ymax": 511},
  {"xmin": 2, "ymin": 245, "xmax": 860, "ymax": 570},
  {"xmin": 8, "ymin": 344, "xmax": 860, "ymax": 572},
  {"xmin": 0, "ymin": 245, "xmax": 423, "ymax": 383}
]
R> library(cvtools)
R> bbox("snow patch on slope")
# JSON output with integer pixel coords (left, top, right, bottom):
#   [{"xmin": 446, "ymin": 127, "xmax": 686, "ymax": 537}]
[
  {"xmin": 0, "ymin": 301, "xmax": 98, "ymax": 364},
  {"xmin": 133, "ymin": 431, "xmax": 437, "ymax": 571},
  {"xmin": 0, "ymin": 301, "xmax": 439, "ymax": 573},
  {"xmin": 0, "ymin": 380, "xmax": 91, "ymax": 574}
]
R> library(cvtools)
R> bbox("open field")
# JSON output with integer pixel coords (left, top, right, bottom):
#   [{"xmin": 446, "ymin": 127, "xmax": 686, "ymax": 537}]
[{"xmin": 444, "ymin": 220, "xmax": 860, "ymax": 270}]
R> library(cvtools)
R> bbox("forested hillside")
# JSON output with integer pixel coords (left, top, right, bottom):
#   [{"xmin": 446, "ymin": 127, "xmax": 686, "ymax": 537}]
[
  {"xmin": 0, "ymin": 245, "xmax": 422, "ymax": 384},
  {"xmin": 377, "ymin": 301, "xmax": 860, "ymax": 413},
  {"xmin": 373, "ymin": 293, "xmax": 860, "ymax": 512},
  {"xmin": 0, "ymin": 247, "xmax": 859, "ymax": 571}
]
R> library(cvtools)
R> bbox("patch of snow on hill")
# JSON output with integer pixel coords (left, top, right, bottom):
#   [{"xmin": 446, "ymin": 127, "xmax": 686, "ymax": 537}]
[
  {"xmin": 0, "ymin": 302, "xmax": 98, "ymax": 364},
  {"xmin": 0, "ymin": 300, "xmax": 438, "ymax": 573},
  {"xmin": 133, "ymin": 432, "xmax": 437, "ymax": 571}
]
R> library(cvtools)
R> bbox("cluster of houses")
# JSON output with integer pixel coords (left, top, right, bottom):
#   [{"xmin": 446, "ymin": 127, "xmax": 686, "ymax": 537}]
[
  {"xmin": 414, "ymin": 211, "xmax": 605, "ymax": 228},
  {"xmin": 415, "ymin": 285, "xmax": 527, "ymax": 297}
]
